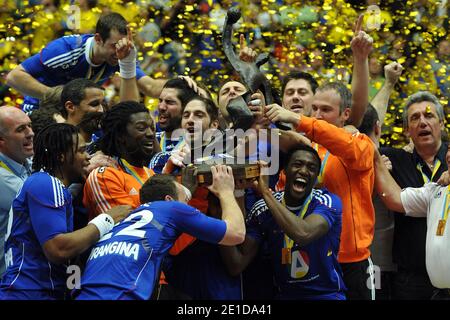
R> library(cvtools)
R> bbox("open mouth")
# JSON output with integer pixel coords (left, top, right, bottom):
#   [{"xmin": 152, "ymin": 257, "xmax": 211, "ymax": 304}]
[
  {"xmin": 23, "ymin": 141, "xmax": 33, "ymax": 151},
  {"xmin": 158, "ymin": 114, "xmax": 169, "ymax": 125},
  {"xmin": 418, "ymin": 130, "xmax": 432, "ymax": 137},
  {"xmin": 292, "ymin": 177, "xmax": 308, "ymax": 193},
  {"xmin": 290, "ymin": 105, "xmax": 304, "ymax": 113}
]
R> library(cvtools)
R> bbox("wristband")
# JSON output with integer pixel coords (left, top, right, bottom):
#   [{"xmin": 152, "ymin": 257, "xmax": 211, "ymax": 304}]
[
  {"xmin": 89, "ymin": 213, "xmax": 115, "ymax": 238},
  {"xmin": 119, "ymin": 46, "xmax": 137, "ymax": 79},
  {"xmin": 234, "ymin": 189, "xmax": 245, "ymax": 198}
]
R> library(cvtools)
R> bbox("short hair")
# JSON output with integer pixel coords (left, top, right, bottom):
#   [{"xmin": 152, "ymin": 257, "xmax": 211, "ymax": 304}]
[
  {"xmin": 184, "ymin": 96, "xmax": 219, "ymax": 122},
  {"xmin": 163, "ymin": 78, "xmax": 197, "ymax": 108},
  {"xmin": 402, "ymin": 91, "xmax": 445, "ymax": 127},
  {"xmin": 32, "ymin": 123, "xmax": 79, "ymax": 176},
  {"xmin": 281, "ymin": 71, "xmax": 318, "ymax": 96},
  {"xmin": 60, "ymin": 79, "xmax": 104, "ymax": 118},
  {"xmin": 96, "ymin": 12, "xmax": 127, "ymax": 41},
  {"xmin": 284, "ymin": 144, "xmax": 322, "ymax": 175},
  {"xmin": 140, "ymin": 174, "xmax": 178, "ymax": 203},
  {"xmin": 29, "ymin": 107, "xmax": 60, "ymax": 136},
  {"xmin": 100, "ymin": 101, "xmax": 150, "ymax": 157},
  {"xmin": 358, "ymin": 103, "xmax": 379, "ymax": 135},
  {"xmin": 316, "ymin": 82, "xmax": 352, "ymax": 113}
]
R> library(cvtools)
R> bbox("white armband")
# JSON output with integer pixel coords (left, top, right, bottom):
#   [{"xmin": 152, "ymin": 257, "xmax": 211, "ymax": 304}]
[
  {"xmin": 119, "ymin": 46, "xmax": 137, "ymax": 79},
  {"xmin": 89, "ymin": 213, "xmax": 115, "ymax": 238}
]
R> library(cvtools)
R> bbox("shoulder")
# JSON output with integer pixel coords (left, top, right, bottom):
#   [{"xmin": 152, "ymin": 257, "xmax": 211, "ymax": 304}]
[
  {"xmin": 26, "ymin": 172, "xmax": 68, "ymax": 208},
  {"xmin": 249, "ymin": 191, "xmax": 283, "ymax": 220},
  {"xmin": 312, "ymin": 189, "xmax": 342, "ymax": 212},
  {"xmin": 41, "ymin": 34, "xmax": 89, "ymax": 68}
]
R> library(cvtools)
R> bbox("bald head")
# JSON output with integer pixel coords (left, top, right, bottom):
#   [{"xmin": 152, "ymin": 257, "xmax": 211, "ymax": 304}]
[{"xmin": 0, "ymin": 106, "xmax": 34, "ymax": 163}]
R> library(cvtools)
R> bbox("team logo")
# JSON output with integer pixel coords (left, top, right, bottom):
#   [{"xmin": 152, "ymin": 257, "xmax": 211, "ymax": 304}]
[{"xmin": 435, "ymin": 190, "xmax": 442, "ymax": 199}]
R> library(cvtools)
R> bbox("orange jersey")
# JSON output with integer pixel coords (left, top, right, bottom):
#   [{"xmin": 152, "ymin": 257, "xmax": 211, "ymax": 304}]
[
  {"xmin": 296, "ymin": 116, "xmax": 375, "ymax": 263},
  {"xmin": 83, "ymin": 164, "xmax": 154, "ymax": 220}
]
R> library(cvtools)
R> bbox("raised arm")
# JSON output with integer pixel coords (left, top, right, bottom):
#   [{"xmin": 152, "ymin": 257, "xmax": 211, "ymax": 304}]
[
  {"xmin": 117, "ymin": 26, "xmax": 140, "ymax": 102},
  {"xmin": 255, "ymin": 175, "xmax": 329, "ymax": 246},
  {"xmin": 348, "ymin": 15, "xmax": 373, "ymax": 127},
  {"xmin": 374, "ymin": 149, "xmax": 405, "ymax": 213},
  {"xmin": 207, "ymin": 165, "xmax": 246, "ymax": 245},
  {"xmin": 371, "ymin": 61, "xmax": 403, "ymax": 123}
]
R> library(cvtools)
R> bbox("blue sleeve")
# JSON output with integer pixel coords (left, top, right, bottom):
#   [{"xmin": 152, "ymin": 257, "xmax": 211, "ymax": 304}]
[
  {"xmin": 245, "ymin": 213, "xmax": 264, "ymax": 243},
  {"xmin": 246, "ymin": 198, "xmax": 270, "ymax": 243},
  {"xmin": 26, "ymin": 175, "xmax": 70, "ymax": 245},
  {"xmin": 170, "ymin": 202, "xmax": 226, "ymax": 244},
  {"xmin": 149, "ymin": 152, "xmax": 170, "ymax": 174},
  {"xmin": 21, "ymin": 53, "xmax": 46, "ymax": 77},
  {"xmin": 22, "ymin": 37, "xmax": 69, "ymax": 76},
  {"xmin": 136, "ymin": 63, "xmax": 145, "ymax": 80},
  {"xmin": 311, "ymin": 193, "xmax": 342, "ymax": 229}
]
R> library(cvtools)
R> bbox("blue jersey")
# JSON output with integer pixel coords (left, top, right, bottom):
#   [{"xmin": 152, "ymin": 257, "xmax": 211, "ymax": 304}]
[
  {"xmin": 247, "ymin": 189, "xmax": 346, "ymax": 300},
  {"xmin": 163, "ymin": 240, "xmax": 242, "ymax": 300},
  {"xmin": 0, "ymin": 172, "xmax": 73, "ymax": 299},
  {"xmin": 20, "ymin": 34, "xmax": 145, "ymax": 113},
  {"xmin": 76, "ymin": 201, "xmax": 226, "ymax": 300}
]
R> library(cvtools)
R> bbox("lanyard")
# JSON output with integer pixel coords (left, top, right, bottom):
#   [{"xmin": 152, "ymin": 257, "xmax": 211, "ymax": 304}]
[
  {"xmin": 0, "ymin": 154, "xmax": 26, "ymax": 178},
  {"xmin": 440, "ymin": 186, "xmax": 450, "ymax": 222},
  {"xmin": 313, "ymin": 143, "xmax": 330, "ymax": 186},
  {"xmin": 86, "ymin": 41, "xmax": 106, "ymax": 83},
  {"xmin": 118, "ymin": 158, "xmax": 151, "ymax": 186},
  {"xmin": 86, "ymin": 64, "xmax": 106, "ymax": 83},
  {"xmin": 282, "ymin": 192, "xmax": 313, "ymax": 250},
  {"xmin": 416, "ymin": 158, "xmax": 441, "ymax": 184}
]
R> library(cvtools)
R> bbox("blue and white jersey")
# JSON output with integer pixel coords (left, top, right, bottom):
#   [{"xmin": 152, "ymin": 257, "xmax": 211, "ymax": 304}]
[
  {"xmin": 247, "ymin": 189, "xmax": 346, "ymax": 300},
  {"xmin": 20, "ymin": 34, "xmax": 145, "ymax": 113},
  {"xmin": 76, "ymin": 201, "xmax": 226, "ymax": 300},
  {"xmin": 0, "ymin": 172, "xmax": 73, "ymax": 298}
]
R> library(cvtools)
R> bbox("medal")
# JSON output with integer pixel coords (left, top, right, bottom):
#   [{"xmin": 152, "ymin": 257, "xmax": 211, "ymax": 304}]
[
  {"xmin": 281, "ymin": 247, "xmax": 291, "ymax": 264},
  {"xmin": 436, "ymin": 219, "xmax": 446, "ymax": 236}
]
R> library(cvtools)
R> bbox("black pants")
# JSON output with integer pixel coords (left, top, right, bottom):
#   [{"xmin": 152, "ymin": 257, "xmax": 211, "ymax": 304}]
[
  {"xmin": 391, "ymin": 268, "xmax": 435, "ymax": 300},
  {"xmin": 340, "ymin": 258, "xmax": 375, "ymax": 300}
]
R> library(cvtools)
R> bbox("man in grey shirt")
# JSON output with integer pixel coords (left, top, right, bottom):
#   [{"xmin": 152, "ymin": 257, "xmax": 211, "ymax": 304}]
[{"xmin": 0, "ymin": 106, "xmax": 34, "ymax": 278}]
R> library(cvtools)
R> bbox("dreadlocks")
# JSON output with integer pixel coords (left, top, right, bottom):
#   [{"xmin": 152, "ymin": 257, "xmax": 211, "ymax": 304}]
[
  {"xmin": 32, "ymin": 123, "xmax": 79, "ymax": 176},
  {"xmin": 99, "ymin": 101, "xmax": 150, "ymax": 157}
]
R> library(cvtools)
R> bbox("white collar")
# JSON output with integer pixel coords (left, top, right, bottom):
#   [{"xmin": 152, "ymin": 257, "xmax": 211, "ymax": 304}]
[{"xmin": 85, "ymin": 36, "xmax": 103, "ymax": 67}]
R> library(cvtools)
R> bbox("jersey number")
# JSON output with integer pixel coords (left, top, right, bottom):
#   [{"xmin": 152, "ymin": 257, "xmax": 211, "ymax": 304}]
[{"xmin": 99, "ymin": 210, "xmax": 154, "ymax": 241}]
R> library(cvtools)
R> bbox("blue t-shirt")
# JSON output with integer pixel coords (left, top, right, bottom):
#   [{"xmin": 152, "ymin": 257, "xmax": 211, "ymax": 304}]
[
  {"xmin": 0, "ymin": 172, "xmax": 73, "ymax": 298},
  {"xmin": 76, "ymin": 201, "xmax": 226, "ymax": 300},
  {"xmin": 247, "ymin": 189, "xmax": 346, "ymax": 300},
  {"xmin": 20, "ymin": 34, "xmax": 145, "ymax": 113}
]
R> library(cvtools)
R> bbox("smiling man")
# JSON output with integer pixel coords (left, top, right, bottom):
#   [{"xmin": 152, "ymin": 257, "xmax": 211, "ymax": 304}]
[
  {"xmin": 281, "ymin": 71, "xmax": 318, "ymax": 117},
  {"xmin": 6, "ymin": 12, "xmax": 166, "ymax": 113},
  {"xmin": 219, "ymin": 145, "xmax": 345, "ymax": 300},
  {"xmin": 0, "ymin": 123, "xmax": 130, "ymax": 300},
  {"xmin": 83, "ymin": 101, "xmax": 156, "ymax": 220}
]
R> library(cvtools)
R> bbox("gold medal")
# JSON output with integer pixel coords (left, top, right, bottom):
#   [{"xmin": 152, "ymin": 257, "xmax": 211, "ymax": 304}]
[
  {"xmin": 436, "ymin": 219, "xmax": 446, "ymax": 236},
  {"xmin": 281, "ymin": 247, "xmax": 291, "ymax": 264}
]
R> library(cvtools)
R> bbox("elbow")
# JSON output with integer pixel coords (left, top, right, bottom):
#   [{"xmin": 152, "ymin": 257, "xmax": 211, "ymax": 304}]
[
  {"xmin": 44, "ymin": 248, "xmax": 71, "ymax": 265},
  {"xmin": 5, "ymin": 69, "xmax": 17, "ymax": 87}
]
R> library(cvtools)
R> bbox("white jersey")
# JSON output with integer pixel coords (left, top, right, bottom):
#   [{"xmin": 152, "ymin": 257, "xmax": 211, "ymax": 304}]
[{"xmin": 401, "ymin": 183, "xmax": 450, "ymax": 288}]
